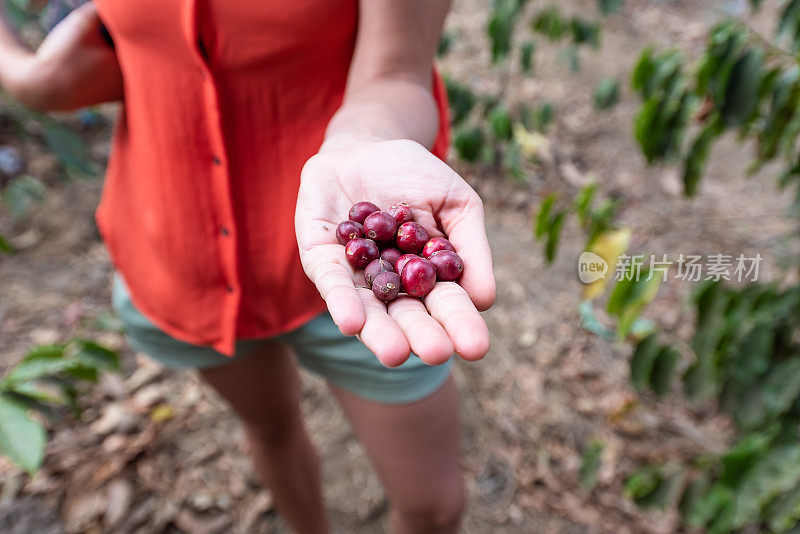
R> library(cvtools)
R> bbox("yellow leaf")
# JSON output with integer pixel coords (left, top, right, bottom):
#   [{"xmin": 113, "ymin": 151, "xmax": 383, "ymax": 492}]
[
  {"xmin": 512, "ymin": 123, "xmax": 550, "ymax": 160},
  {"xmin": 582, "ymin": 228, "xmax": 631, "ymax": 300},
  {"xmin": 150, "ymin": 404, "xmax": 174, "ymax": 423}
]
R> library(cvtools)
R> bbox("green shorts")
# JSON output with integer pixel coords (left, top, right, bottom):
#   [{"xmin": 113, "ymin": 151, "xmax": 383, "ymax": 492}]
[{"xmin": 112, "ymin": 275, "xmax": 451, "ymax": 404}]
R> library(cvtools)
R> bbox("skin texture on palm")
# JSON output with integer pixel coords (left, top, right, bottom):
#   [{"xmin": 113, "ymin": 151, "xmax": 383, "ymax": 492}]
[{"xmin": 296, "ymin": 139, "xmax": 495, "ymax": 368}]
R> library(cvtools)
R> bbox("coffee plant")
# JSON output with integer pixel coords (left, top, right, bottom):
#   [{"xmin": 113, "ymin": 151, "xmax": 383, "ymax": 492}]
[
  {"xmin": 0, "ymin": 340, "xmax": 119, "ymax": 473},
  {"xmin": 444, "ymin": 0, "xmax": 619, "ymax": 182},
  {"xmin": 1, "ymin": 0, "xmax": 115, "ymax": 474},
  {"xmin": 524, "ymin": 2, "xmax": 800, "ymax": 532}
]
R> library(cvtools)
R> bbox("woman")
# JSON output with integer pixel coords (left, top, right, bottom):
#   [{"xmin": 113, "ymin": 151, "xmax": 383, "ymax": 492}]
[{"xmin": 0, "ymin": 1, "xmax": 495, "ymax": 532}]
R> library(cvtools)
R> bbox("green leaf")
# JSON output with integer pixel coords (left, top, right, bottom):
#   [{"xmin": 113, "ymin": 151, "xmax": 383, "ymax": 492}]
[
  {"xmin": 2, "ymin": 0, "xmax": 34, "ymax": 28},
  {"xmin": 570, "ymin": 18, "xmax": 601, "ymax": 48},
  {"xmin": 630, "ymin": 333, "xmax": 659, "ymax": 392},
  {"xmin": 453, "ymin": 127, "xmax": 485, "ymax": 162},
  {"xmin": 761, "ymin": 359, "xmax": 800, "ymax": 419},
  {"xmin": 719, "ymin": 431, "xmax": 773, "ymax": 487},
  {"xmin": 579, "ymin": 440, "xmax": 604, "ymax": 490},
  {"xmin": 522, "ymin": 101, "xmax": 555, "ymax": 133},
  {"xmin": 612, "ymin": 271, "xmax": 662, "ymax": 338},
  {"xmin": 6, "ymin": 382, "xmax": 68, "ymax": 410},
  {"xmin": 437, "ymin": 31, "xmax": 454, "ymax": 57},
  {"xmin": 699, "ymin": 23, "xmax": 747, "ymax": 105},
  {"xmin": 625, "ymin": 466, "xmax": 660, "ymax": 502},
  {"xmin": 445, "ymin": 77, "xmax": 477, "ymax": 126},
  {"xmin": 574, "ymin": 183, "xmax": 597, "ymax": 225},
  {"xmin": 778, "ymin": 0, "xmax": 800, "ymax": 51},
  {"xmin": 520, "ymin": 40, "xmax": 535, "ymax": 74},
  {"xmin": 642, "ymin": 50, "xmax": 684, "ymax": 100},
  {"xmin": 732, "ymin": 445, "xmax": 800, "ymax": 528},
  {"xmin": 545, "ymin": 210, "xmax": 565, "ymax": 264},
  {"xmin": 489, "ymin": 106, "xmax": 513, "ymax": 140},
  {"xmin": 766, "ymin": 485, "xmax": 800, "ymax": 533},
  {"xmin": 0, "ymin": 393, "xmax": 46, "ymax": 473},
  {"xmin": 683, "ymin": 360, "xmax": 717, "ymax": 403},
  {"xmin": 626, "ymin": 466, "xmax": 684, "ymax": 508},
  {"xmin": 679, "ymin": 474, "xmax": 713, "ymax": 527},
  {"xmin": 650, "ymin": 346, "xmax": 680, "ymax": 397},
  {"xmin": 594, "ymin": 78, "xmax": 620, "ymax": 110},
  {"xmin": 691, "ymin": 281, "xmax": 729, "ymax": 359},
  {"xmin": 631, "ymin": 47, "xmax": 655, "ymax": 94},
  {"xmin": 759, "ymin": 66, "xmax": 800, "ymax": 161},
  {"xmin": 578, "ymin": 300, "xmax": 615, "ymax": 339},
  {"xmin": 607, "ymin": 274, "xmax": 635, "ymax": 316},
  {"xmin": 706, "ymin": 489, "xmax": 736, "ymax": 534},
  {"xmin": 720, "ymin": 48, "xmax": 764, "ymax": 126},
  {"xmin": 488, "ymin": 1, "xmax": 517, "ymax": 63},
  {"xmin": 598, "ymin": 0, "xmax": 623, "ymax": 15},
  {"xmin": 731, "ymin": 325, "xmax": 774, "ymax": 382},
  {"xmin": 531, "ymin": 6, "xmax": 564, "ymax": 41},
  {"xmin": 502, "ymin": 142, "xmax": 527, "ymax": 183},
  {"xmin": 3, "ymin": 344, "xmax": 68, "ymax": 385},
  {"xmin": 1, "ymin": 175, "xmax": 46, "ymax": 220},
  {"xmin": 74, "ymin": 340, "xmax": 120, "ymax": 372},
  {"xmin": 38, "ymin": 118, "xmax": 97, "ymax": 176},
  {"xmin": 1, "ymin": 390, "xmax": 57, "ymax": 419},
  {"xmin": 683, "ymin": 118, "xmax": 721, "ymax": 196},
  {"xmin": 0, "ymin": 231, "xmax": 13, "ymax": 254},
  {"xmin": 688, "ymin": 483, "xmax": 734, "ymax": 530},
  {"xmin": 534, "ymin": 194, "xmax": 557, "ymax": 239}
]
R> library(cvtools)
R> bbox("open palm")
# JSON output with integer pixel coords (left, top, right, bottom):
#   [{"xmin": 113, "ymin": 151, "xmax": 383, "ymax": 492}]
[{"xmin": 296, "ymin": 139, "xmax": 496, "ymax": 368}]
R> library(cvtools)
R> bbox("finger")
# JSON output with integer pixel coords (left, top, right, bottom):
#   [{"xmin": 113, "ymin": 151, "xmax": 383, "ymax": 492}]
[
  {"xmin": 387, "ymin": 296, "xmax": 454, "ymax": 365},
  {"xmin": 424, "ymin": 282, "xmax": 490, "ymax": 362},
  {"xmin": 440, "ymin": 193, "xmax": 496, "ymax": 311},
  {"xmin": 355, "ymin": 288, "xmax": 411, "ymax": 368},
  {"xmin": 304, "ymin": 245, "xmax": 365, "ymax": 336}
]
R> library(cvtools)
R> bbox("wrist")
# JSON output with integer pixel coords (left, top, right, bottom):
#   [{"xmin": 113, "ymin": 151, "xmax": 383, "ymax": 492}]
[
  {"xmin": 0, "ymin": 50, "xmax": 32, "ymax": 96},
  {"xmin": 319, "ymin": 133, "xmax": 388, "ymax": 153}
]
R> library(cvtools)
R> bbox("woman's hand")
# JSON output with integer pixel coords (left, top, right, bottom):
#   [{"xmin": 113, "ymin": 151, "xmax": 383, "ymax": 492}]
[
  {"xmin": 1, "ymin": 3, "xmax": 122, "ymax": 111},
  {"xmin": 296, "ymin": 139, "xmax": 495, "ymax": 368}
]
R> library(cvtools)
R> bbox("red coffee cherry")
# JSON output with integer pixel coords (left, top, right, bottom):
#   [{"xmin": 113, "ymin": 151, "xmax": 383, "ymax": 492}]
[
  {"xmin": 372, "ymin": 271, "xmax": 401, "ymax": 302},
  {"xmin": 387, "ymin": 203, "xmax": 413, "ymax": 225},
  {"xmin": 396, "ymin": 222, "xmax": 429, "ymax": 254},
  {"xmin": 348, "ymin": 201, "xmax": 380, "ymax": 224},
  {"xmin": 395, "ymin": 253, "xmax": 418, "ymax": 276},
  {"xmin": 422, "ymin": 237, "xmax": 455, "ymax": 258},
  {"xmin": 364, "ymin": 258, "xmax": 395, "ymax": 288},
  {"xmin": 363, "ymin": 211, "xmax": 398, "ymax": 245},
  {"xmin": 336, "ymin": 220, "xmax": 364, "ymax": 245},
  {"xmin": 380, "ymin": 247, "xmax": 403, "ymax": 268},
  {"xmin": 345, "ymin": 238, "xmax": 379, "ymax": 269},
  {"xmin": 429, "ymin": 250, "xmax": 464, "ymax": 281},
  {"xmin": 400, "ymin": 257, "xmax": 437, "ymax": 298}
]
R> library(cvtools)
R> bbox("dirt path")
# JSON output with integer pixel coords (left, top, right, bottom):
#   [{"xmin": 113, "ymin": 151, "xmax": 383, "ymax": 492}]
[{"xmin": 1, "ymin": 1, "xmax": 797, "ymax": 533}]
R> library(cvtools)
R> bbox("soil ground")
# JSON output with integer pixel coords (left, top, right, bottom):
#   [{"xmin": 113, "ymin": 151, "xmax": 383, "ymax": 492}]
[{"xmin": 1, "ymin": 1, "xmax": 797, "ymax": 532}]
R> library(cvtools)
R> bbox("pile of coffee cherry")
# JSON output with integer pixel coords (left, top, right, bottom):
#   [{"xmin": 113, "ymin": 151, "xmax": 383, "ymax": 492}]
[{"xmin": 337, "ymin": 201, "xmax": 464, "ymax": 303}]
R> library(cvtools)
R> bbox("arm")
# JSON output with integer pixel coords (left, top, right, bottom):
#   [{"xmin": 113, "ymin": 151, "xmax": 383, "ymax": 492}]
[
  {"xmin": 321, "ymin": 0, "xmax": 448, "ymax": 151},
  {"xmin": 296, "ymin": 0, "xmax": 495, "ymax": 367},
  {"xmin": 0, "ymin": 2, "xmax": 122, "ymax": 111}
]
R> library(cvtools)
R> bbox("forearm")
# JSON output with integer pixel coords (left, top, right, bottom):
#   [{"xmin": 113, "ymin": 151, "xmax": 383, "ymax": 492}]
[{"xmin": 323, "ymin": 77, "xmax": 439, "ymax": 152}]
